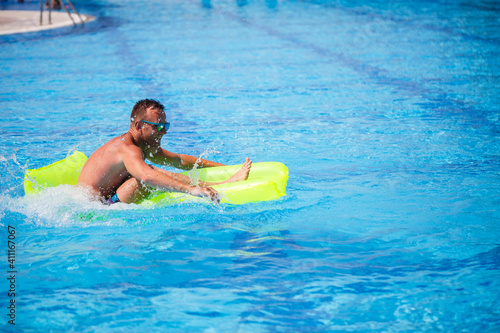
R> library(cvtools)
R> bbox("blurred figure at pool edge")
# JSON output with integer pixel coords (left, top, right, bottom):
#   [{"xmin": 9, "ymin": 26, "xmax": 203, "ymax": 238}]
[
  {"xmin": 45, "ymin": 0, "xmax": 61, "ymax": 9},
  {"xmin": 77, "ymin": 99, "xmax": 252, "ymax": 204}
]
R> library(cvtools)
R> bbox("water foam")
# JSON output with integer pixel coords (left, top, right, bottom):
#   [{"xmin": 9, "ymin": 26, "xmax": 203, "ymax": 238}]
[{"xmin": 2, "ymin": 185, "xmax": 138, "ymax": 228}]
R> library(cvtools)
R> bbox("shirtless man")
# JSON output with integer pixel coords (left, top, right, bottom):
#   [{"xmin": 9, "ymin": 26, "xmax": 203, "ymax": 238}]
[{"xmin": 77, "ymin": 99, "xmax": 252, "ymax": 204}]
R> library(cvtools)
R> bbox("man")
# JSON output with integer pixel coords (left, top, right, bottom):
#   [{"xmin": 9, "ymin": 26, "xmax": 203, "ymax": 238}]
[{"xmin": 77, "ymin": 99, "xmax": 251, "ymax": 204}]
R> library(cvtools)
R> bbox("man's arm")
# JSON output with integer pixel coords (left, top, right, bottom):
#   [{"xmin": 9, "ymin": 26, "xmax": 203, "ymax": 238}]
[
  {"xmin": 147, "ymin": 148, "xmax": 225, "ymax": 170},
  {"xmin": 121, "ymin": 145, "xmax": 220, "ymax": 201}
]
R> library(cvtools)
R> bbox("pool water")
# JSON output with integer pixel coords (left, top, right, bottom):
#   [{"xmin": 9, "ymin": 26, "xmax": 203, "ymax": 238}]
[{"xmin": 1, "ymin": 0, "xmax": 499, "ymax": 331}]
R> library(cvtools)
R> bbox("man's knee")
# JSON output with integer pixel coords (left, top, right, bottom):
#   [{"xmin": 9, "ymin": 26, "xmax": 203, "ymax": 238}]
[
  {"xmin": 123, "ymin": 177, "xmax": 142, "ymax": 189},
  {"xmin": 116, "ymin": 177, "xmax": 149, "ymax": 204}
]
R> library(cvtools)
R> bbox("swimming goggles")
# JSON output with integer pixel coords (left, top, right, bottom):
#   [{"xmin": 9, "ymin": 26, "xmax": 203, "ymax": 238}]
[{"xmin": 141, "ymin": 120, "xmax": 170, "ymax": 132}]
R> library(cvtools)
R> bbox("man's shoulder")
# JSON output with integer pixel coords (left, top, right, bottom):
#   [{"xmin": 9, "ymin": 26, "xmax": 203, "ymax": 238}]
[
  {"xmin": 98, "ymin": 133, "xmax": 138, "ymax": 154},
  {"xmin": 113, "ymin": 133, "xmax": 144, "ymax": 157}
]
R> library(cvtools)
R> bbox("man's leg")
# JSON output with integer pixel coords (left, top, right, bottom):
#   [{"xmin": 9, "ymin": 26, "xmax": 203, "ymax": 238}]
[
  {"xmin": 115, "ymin": 177, "xmax": 150, "ymax": 204},
  {"xmin": 151, "ymin": 158, "xmax": 252, "ymax": 186},
  {"xmin": 150, "ymin": 166, "xmax": 195, "ymax": 185}
]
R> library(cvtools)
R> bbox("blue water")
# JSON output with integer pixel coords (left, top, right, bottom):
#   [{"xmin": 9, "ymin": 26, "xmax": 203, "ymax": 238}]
[{"xmin": 1, "ymin": 0, "xmax": 499, "ymax": 331}]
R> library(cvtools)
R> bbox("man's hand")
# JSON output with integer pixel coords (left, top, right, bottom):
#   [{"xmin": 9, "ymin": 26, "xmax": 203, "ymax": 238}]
[{"xmin": 190, "ymin": 186, "xmax": 220, "ymax": 204}]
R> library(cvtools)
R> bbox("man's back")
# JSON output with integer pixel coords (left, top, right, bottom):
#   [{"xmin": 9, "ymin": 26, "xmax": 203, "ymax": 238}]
[{"xmin": 77, "ymin": 133, "xmax": 138, "ymax": 199}]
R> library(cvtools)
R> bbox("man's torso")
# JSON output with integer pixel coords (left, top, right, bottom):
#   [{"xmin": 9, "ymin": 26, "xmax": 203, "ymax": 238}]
[{"xmin": 77, "ymin": 133, "xmax": 142, "ymax": 199}]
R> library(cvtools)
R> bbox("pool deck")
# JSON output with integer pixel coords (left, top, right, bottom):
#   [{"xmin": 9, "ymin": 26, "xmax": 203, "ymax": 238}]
[{"xmin": 0, "ymin": 10, "xmax": 95, "ymax": 36}]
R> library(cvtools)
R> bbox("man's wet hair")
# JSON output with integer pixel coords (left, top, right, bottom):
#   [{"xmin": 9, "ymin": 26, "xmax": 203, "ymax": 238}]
[{"xmin": 130, "ymin": 99, "xmax": 165, "ymax": 123}]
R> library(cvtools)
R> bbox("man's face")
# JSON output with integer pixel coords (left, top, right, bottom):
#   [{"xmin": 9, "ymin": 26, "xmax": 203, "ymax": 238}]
[{"xmin": 143, "ymin": 107, "xmax": 168, "ymax": 145}]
